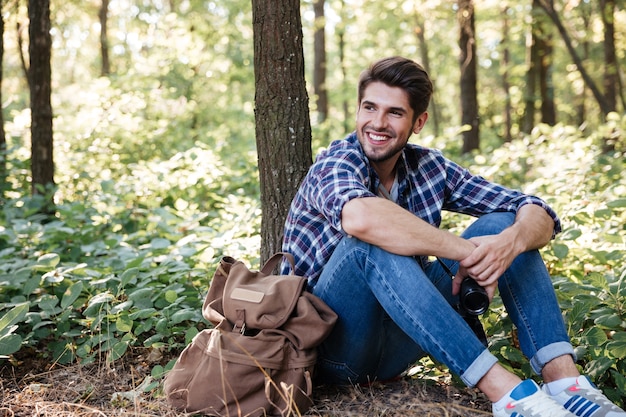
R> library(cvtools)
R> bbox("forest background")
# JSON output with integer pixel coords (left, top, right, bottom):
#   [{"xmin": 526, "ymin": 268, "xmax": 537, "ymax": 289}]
[{"xmin": 1, "ymin": 0, "xmax": 626, "ymax": 414}]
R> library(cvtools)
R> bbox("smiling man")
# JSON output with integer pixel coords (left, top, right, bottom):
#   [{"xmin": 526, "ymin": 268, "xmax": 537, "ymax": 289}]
[{"xmin": 281, "ymin": 56, "xmax": 625, "ymax": 417}]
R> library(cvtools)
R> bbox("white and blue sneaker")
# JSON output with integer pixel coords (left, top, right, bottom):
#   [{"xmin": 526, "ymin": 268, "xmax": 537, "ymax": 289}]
[
  {"xmin": 493, "ymin": 380, "xmax": 577, "ymax": 417},
  {"xmin": 545, "ymin": 376, "xmax": 626, "ymax": 417}
]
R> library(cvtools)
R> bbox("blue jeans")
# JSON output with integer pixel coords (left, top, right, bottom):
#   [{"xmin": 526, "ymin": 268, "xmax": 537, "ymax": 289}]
[{"xmin": 311, "ymin": 212, "xmax": 574, "ymax": 387}]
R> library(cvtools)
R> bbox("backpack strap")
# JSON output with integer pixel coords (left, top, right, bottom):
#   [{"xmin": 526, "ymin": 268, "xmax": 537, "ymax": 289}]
[{"xmin": 260, "ymin": 252, "xmax": 296, "ymax": 275}]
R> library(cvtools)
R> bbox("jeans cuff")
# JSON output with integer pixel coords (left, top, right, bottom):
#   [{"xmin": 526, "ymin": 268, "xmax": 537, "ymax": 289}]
[
  {"xmin": 530, "ymin": 341, "xmax": 577, "ymax": 374},
  {"xmin": 461, "ymin": 349, "xmax": 499, "ymax": 388}
]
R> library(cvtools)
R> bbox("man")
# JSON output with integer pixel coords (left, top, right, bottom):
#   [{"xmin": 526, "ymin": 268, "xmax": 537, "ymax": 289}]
[{"xmin": 281, "ymin": 56, "xmax": 625, "ymax": 416}]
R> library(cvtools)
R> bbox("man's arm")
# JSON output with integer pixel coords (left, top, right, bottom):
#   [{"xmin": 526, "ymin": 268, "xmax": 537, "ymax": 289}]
[{"xmin": 341, "ymin": 197, "xmax": 476, "ymax": 260}]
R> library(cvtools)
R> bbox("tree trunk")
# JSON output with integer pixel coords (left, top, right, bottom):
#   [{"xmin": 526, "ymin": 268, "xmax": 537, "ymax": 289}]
[
  {"xmin": 537, "ymin": 0, "xmax": 612, "ymax": 116},
  {"xmin": 537, "ymin": 11, "xmax": 555, "ymax": 125},
  {"xmin": 600, "ymin": 0, "xmax": 617, "ymax": 113},
  {"xmin": 337, "ymin": 0, "xmax": 350, "ymax": 133},
  {"xmin": 252, "ymin": 0, "xmax": 313, "ymax": 264},
  {"xmin": 522, "ymin": 0, "xmax": 540, "ymax": 133},
  {"xmin": 458, "ymin": 0, "xmax": 479, "ymax": 153},
  {"xmin": 576, "ymin": 11, "xmax": 591, "ymax": 126},
  {"xmin": 17, "ymin": 13, "xmax": 28, "ymax": 84},
  {"xmin": 28, "ymin": 0, "xmax": 55, "ymax": 205},
  {"xmin": 600, "ymin": 0, "xmax": 618, "ymax": 152},
  {"xmin": 0, "ymin": 2, "xmax": 6, "ymax": 194},
  {"xmin": 99, "ymin": 0, "xmax": 110, "ymax": 76},
  {"xmin": 313, "ymin": 0, "xmax": 328, "ymax": 123},
  {"xmin": 501, "ymin": 6, "xmax": 512, "ymax": 142},
  {"xmin": 414, "ymin": 13, "xmax": 439, "ymax": 137}
]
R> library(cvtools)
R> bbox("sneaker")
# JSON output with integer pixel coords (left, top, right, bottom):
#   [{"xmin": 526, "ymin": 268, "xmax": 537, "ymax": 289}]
[
  {"xmin": 494, "ymin": 380, "xmax": 577, "ymax": 417},
  {"xmin": 546, "ymin": 376, "xmax": 626, "ymax": 417}
]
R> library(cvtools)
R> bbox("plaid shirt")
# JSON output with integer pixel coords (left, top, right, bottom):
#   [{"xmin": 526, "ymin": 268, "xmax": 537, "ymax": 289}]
[{"xmin": 281, "ymin": 132, "xmax": 561, "ymax": 285}]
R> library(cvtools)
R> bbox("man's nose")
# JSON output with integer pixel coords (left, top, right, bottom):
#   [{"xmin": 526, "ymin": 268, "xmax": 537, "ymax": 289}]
[{"xmin": 371, "ymin": 111, "xmax": 387, "ymax": 129}]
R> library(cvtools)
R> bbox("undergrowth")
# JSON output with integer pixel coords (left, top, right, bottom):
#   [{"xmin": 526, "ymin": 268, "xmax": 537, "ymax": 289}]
[{"xmin": 1, "ymin": 114, "xmax": 625, "ymax": 406}]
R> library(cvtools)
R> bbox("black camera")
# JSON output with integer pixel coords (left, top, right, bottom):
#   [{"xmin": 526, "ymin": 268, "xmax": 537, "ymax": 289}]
[
  {"xmin": 434, "ymin": 258, "xmax": 490, "ymax": 347},
  {"xmin": 459, "ymin": 277, "xmax": 489, "ymax": 316}
]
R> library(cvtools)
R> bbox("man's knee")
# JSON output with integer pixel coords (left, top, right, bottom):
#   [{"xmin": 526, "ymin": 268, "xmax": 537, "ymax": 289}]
[{"xmin": 461, "ymin": 212, "xmax": 516, "ymax": 238}]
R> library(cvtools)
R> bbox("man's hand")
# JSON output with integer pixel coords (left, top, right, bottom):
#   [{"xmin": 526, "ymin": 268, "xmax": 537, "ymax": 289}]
[
  {"xmin": 452, "ymin": 233, "xmax": 519, "ymax": 300},
  {"xmin": 452, "ymin": 204, "xmax": 556, "ymax": 300}
]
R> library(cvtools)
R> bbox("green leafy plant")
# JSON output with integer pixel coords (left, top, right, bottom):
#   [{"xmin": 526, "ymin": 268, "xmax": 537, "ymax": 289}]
[{"xmin": 1, "ymin": 106, "xmax": 624, "ymax": 405}]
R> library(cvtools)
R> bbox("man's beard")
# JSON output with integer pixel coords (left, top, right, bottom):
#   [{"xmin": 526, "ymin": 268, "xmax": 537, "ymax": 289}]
[{"xmin": 357, "ymin": 129, "xmax": 407, "ymax": 163}]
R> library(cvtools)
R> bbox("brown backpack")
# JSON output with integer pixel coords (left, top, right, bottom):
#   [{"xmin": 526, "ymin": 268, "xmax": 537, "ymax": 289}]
[{"xmin": 163, "ymin": 253, "xmax": 337, "ymax": 416}]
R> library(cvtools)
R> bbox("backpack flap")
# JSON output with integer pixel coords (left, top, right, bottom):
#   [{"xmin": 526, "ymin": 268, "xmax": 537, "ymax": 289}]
[{"xmin": 223, "ymin": 253, "xmax": 307, "ymax": 330}]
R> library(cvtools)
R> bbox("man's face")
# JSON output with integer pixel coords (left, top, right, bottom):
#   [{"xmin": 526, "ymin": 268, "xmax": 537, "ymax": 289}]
[{"xmin": 356, "ymin": 82, "xmax": 427, "ymax": 167}]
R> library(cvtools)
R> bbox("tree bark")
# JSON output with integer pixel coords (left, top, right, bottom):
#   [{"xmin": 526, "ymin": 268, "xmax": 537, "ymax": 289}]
[
  {"xmin": 28, "ymin": 0, "xmax": 55, "ymax": 204},
  {"xmin": 458, "ymin": 0, "xmax": 479, "ymax": 153},
  {"xmin": 536, "ymin": 10, "xmax": 555, "ymax": 125},
  {"xmin": 414, "ymin": 13, "xmax": 439, "ymax": 137},
  {"xmin": 600, "ymin": 0, "xmax": 617, "ymax": 113},
  {"xmin": 522, "ymin": 0, "xmax": 540, "ymax": 133},
  {"xmin": 501, "ymin": 6, "xmax": 512, "ymax": 142},
  {"xmin": 99, "ymin": 0, "xmax": 110, "ymax": 76},
  {"xmin": 0, "ymin": 2, "xmax": 6, "ymax": 194},
  {"xmin": 313, "ymin": 0, "xmax": 328, "ymax": 123},
  {"xmin": 252, "ymin": 0, "xmax": 312, "ymax": 263},
  {"xmin": 337, "ymin": 0, "xmax": 350, "ymax": 133}
]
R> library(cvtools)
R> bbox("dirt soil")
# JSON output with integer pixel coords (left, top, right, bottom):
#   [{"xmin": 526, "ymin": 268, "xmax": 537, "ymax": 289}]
[{"xmin": 1, "ymin": 352, "xmax": 492, "ymax": 417}]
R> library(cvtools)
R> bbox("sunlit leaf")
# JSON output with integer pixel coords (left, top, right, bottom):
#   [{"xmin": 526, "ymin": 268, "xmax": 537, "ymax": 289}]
[
  {"xmin": 0, "ymin": 303, "xmax": 29, "ymax": 334},
  {"xmin": 607, "ymin": 199, "xmax": 626, "ymax": 208},
  {"xmin": 115, "ymin": 315, "xmax": 133, "ymax": 333},
  {"xmin": 0, "ymin": 334, "xmax": 23, "ymax": 355},
  {"xmin": 594, "ymin": 314, "xmax": 622, "ymax": 328},
  {"xmin": 35, "ymin": 253, "xmax": 60, "ymax": 269},
  {"xmin": 120, "ymin": 268, "xmax": 139, "ymax": 287},
  {"xmin": 581, "ymin": 327, "xmax": 608, "ymax": 346},
  {"xmin": 150, "ymin": 238, "xmax": 171, "ymax": 250},
  {"xmin": 61, "ymin": 281, "xmax": 84, "ymax": 309},
  {"xmin": 108, "ymin": 340, "xmax": 129, "ymax": 362},
  {"xmin": 584, "ymin": 357, "xmax": 614, "ymax": 379},
  {"xmin": 559, "ymin": 228, "xmax": 582, "ymax": 241},
  {"xmin": 552, "ymin": 243, "xmax": 569, "ymax": 259}
]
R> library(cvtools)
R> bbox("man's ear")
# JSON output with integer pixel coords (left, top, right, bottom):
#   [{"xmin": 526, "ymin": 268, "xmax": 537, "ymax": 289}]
[{"xmin": 413, "ymin": 112, "xmax": 429, "ymax": 134}]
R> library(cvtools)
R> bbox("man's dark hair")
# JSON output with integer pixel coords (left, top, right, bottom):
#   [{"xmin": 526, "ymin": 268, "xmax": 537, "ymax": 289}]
[{"xmin": 358, "ymin": 56, "xmax": 433, "ymax": 122}]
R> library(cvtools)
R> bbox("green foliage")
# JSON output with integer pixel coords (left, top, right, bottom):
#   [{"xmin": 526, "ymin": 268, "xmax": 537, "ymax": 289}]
[
  {"xmin": 2, "ymin": 0, "xmax": 624, "ymax": 407},
  {"xmin": 0, "ymin": 134, "xmax": 261, "ymax": 367},
  {"xmin": 442, "ymin": 115, "xmax": 626, "ymax": 406},
  {"xmin": 4, "ymin": 115, "xmax": 626, "ymax": 405}
]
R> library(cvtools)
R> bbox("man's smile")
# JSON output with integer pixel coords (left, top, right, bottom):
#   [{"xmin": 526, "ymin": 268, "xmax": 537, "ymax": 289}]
[{"xmin": 366, "ymin": 131, "xmax": 392, "ymax": 143}]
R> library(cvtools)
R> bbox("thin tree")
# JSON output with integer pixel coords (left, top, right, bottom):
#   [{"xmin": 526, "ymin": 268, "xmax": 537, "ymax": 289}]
[
  {"xmin": 252, "ymin": 0, "xmax": 313, "ymax": 263},
  {"xmin": 99, "ymin": 0, "xmax": 110, "ymax": 76},
  {"xmin": 600, "ymin": 0, "xmax": 619, "ymax": 152},
  {"xmin": 537, "ymin": 0, "xmax": 613, "ymax": 116},
  {"xmin": 28, "ymin": 0, "xmax": 54, "ymax": 207},
  {"xmin": 16, "ymin": 1, "xmax": 28, "ymax": 83},
  {"xmin": 601, "ymin": 0, "xmax": 621, "ymax": 112},
  {"xmin": 458, "ymin": 0, "xmax": 479, "ymax": 153},
  {"xmin": 501, "ymin": 6, "xmax": 512, "ymax": 142},
  {"xmin": 0, "ymin": 1, "xmax": 6, "ymax": 194},
  {"xmin": 537, "ymin": 5, "xmax": 555, "ymax": 125},
  {"xmin": 313, "ymin": 0, "xmax": 328, "ymax": 123},
  {"xmin": 575, "ymin": 7, "xmax": 591, "ymax": 126},
  {"xmin": 336, "ymin": 0, "xmax": 350, "ymax": 133},
  {"xmin": 522, "ymin": 0, "xmax": 540, "ymax": 133},
  {"xmin": 413, "ymin": 11, "xmax": 440, "ymax": 137}
]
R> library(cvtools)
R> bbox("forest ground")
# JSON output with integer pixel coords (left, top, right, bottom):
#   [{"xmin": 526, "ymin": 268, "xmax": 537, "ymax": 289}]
[{"xmin": 1, "ymin": 350, "xmax": 492, "ymax": 417}]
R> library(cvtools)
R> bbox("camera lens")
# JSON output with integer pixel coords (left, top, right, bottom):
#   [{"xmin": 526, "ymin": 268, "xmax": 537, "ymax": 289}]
[{"xmin": 460, "ymin": 277, "xmax": 489, "ymax": 315}]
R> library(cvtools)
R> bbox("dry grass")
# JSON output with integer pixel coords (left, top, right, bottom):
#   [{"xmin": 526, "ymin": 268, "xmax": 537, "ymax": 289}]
[{"xmin": 1, "ymin": 354, "xmax": 492, "ymax": 417}]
